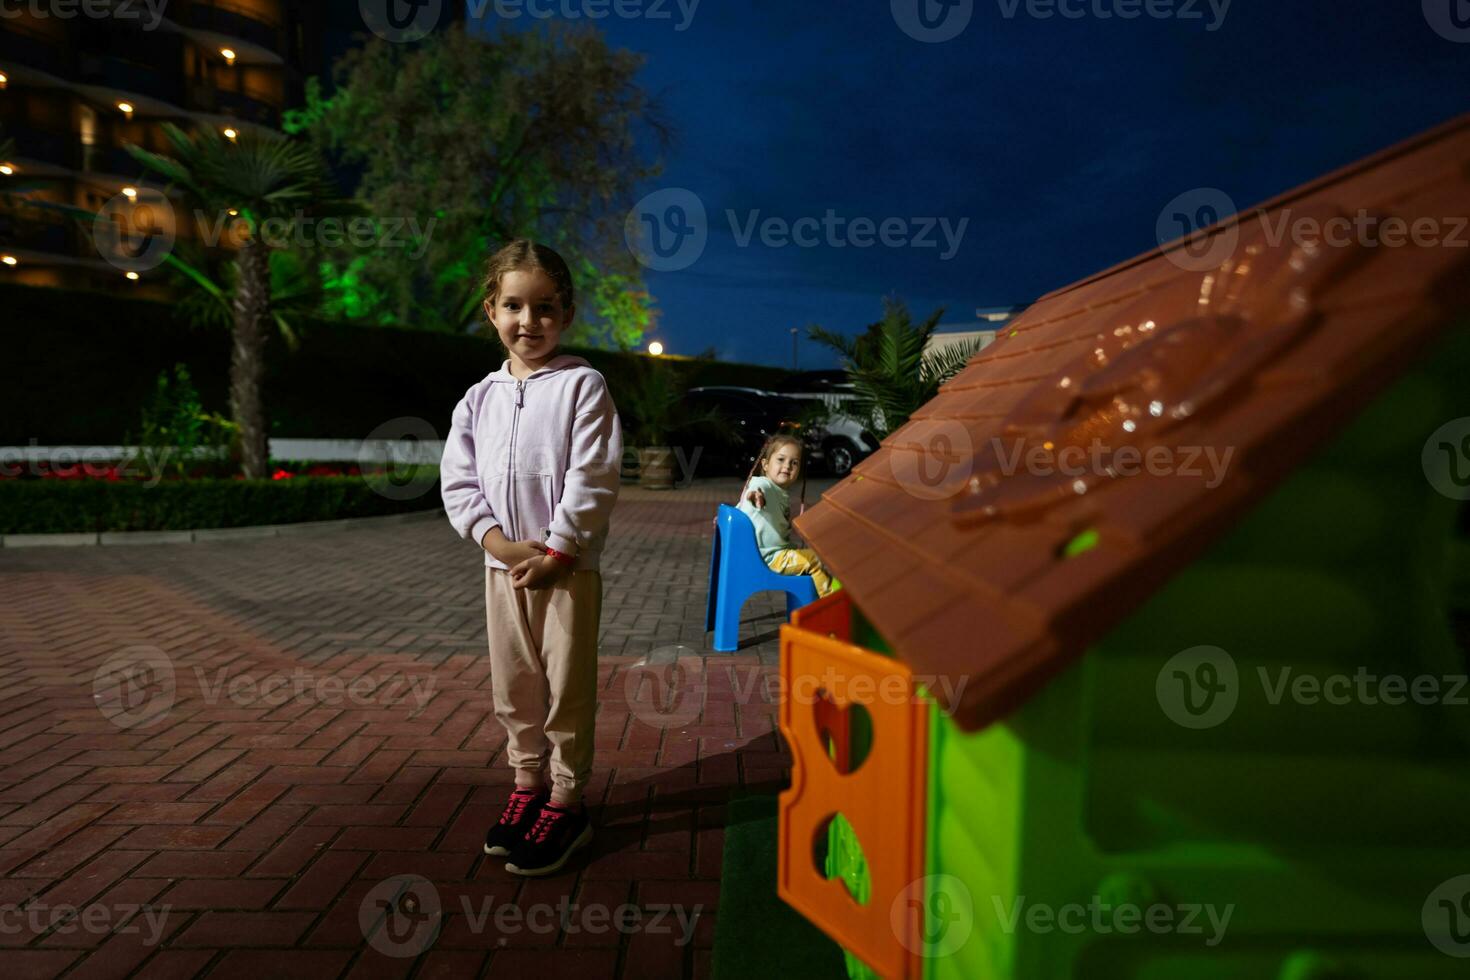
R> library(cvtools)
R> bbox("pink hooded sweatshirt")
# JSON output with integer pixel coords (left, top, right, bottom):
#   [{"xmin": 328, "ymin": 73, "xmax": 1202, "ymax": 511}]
[{"xmin": 440, "ymin": 354, "xmax": 622, "ymax": 571}]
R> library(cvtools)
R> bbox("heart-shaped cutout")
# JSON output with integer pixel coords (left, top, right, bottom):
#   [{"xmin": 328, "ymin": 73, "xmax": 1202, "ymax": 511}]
[{"xmin": 814, "ymin": 687, "xmax": 872, "ymax": 775}]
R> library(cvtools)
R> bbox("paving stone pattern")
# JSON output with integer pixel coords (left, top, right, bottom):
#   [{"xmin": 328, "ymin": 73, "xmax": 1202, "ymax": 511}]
[{"xmin": 0, "ymin": 478, "xmax": 834, "ymax": 978}]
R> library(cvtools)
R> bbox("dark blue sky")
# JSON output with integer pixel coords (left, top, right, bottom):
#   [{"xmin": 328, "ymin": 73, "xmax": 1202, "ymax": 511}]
[{"xmin": 457, "ymin": 1, "xmax": 1470, "ymax": 367}]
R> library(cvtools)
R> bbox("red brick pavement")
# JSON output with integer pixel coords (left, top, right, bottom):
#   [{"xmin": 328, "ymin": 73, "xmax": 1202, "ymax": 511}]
[{"xmin": 0, "ymin": 479, "xmax": 830, "ymax": 978}]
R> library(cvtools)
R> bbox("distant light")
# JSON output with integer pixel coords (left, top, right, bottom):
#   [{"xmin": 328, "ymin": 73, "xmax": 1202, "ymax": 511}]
[
  {"xmin": 122, "ymin": 186, "xmax": 137, "ymax": 199},
  {"xmin": 117, "ymin": 101, "xmax": 134, "ymax": 116},
  {"xmin": 220, "ymin": 47, "xmax": 236, "ymax": 64},
  {"xmin": 227, "ymin": 208, "xmax": 238, "ymax": 216},
  {"xmin": 1, "ymin": 255, "xmax": 16, "ymax": 266},
  {"xmin": 125, "ymin": 271, "xmax": 139, "ymax": 280},
  {"xmin": 0, "ymin": 164, "xmax": 12, "ymax": 176},
  {"xmin": 0, "ymin": 71, "xmax": 8, "ymax": 89},
  {"xmin": 222, "ymin": 127, "xmax": 238, "ymax": 140},
  {"xmin": 648, "ymin": 341, "xmax": 664, "ymax": 356}
]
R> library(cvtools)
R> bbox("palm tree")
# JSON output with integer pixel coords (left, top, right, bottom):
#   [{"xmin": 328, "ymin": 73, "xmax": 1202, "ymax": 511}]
[
  {"xmin": 126, "ymin": 124, "xmax": 340, "ymax": 478},
  {"xmin": 809, "ymin": 298, "xmax": 987, "ymax": 439}
]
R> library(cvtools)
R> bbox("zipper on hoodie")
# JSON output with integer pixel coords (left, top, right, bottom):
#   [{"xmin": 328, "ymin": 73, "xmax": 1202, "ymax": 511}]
[{"xmin": 505, "ymin": 378, "xmax": 524, "ymax": 542}]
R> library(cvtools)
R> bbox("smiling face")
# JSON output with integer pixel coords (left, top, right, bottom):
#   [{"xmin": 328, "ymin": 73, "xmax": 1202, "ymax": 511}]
[
  {"xmin": 485, "ymin": 268, "xmax": 574, "ymax": 376},
  {"xmin": 762, "ymin": 439, "xmax": 802, "ymax": 488}
]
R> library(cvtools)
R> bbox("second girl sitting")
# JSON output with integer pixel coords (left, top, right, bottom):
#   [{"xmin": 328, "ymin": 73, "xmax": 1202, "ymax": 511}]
[{"xmin": 737, "ymin": 433, "xmax": 837, "ymax": 597}]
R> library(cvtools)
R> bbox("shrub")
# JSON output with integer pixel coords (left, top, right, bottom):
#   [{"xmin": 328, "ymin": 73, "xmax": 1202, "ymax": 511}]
[
  {"xmin": 0, "ymin": 471, "xmax": 441, "ymax": 534},
  {"xmin": 0, "ymin": 282, "xmax": 792, "ymax": 445},
  {"xmin": 127, "ymin": 364, "xmax": 237, "ymax": 479}
]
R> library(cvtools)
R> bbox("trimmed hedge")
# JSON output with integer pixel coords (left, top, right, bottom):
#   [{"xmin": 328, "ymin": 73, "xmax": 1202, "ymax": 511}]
[
  {"xmin": 2, "ymin": 282, "xmax": 792, "ymax": 444},
  {"xmin": 0, "ymin": 474, "xmax": 442, "ymax": 534}
]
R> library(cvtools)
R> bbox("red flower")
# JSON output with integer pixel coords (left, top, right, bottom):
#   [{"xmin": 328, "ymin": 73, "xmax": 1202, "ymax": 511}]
[{"xmin": 272, "ymin": 469, "xmax": 293, "ymax": 480}]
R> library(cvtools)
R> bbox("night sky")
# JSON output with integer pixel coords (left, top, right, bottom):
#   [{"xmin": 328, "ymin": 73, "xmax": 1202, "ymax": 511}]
[{"xmin": 357, "ymin": 2, "xmax": 1470, "ymax": 368}]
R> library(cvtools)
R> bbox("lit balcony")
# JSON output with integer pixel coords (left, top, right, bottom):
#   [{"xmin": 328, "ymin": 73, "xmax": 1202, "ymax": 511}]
[
  {"xmin": 77, "ymin": 52, "xmax": 185, "ymax": 107},
  {"xmin": 0, "ymin": 20, "xmax": 67, "ymax": 75},
  {"xmin": 175, "ymin": 0, "xmax": 284, "ymax": 56}
]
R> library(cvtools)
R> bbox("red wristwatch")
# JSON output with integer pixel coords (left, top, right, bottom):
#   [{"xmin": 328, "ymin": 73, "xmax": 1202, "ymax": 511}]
[{"xmin": 546, "ymin": 547, "xmax": 574, "ymax": 567}]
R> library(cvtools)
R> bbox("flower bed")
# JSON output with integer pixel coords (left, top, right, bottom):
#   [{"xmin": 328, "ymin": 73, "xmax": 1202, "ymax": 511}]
[
  {"xmin": 0, "ymin": 467, "xmax": 441, "ymax": 534},
  {"xmin": 0, "ymin": 458, "xmax": 380, "ymax": 482}
]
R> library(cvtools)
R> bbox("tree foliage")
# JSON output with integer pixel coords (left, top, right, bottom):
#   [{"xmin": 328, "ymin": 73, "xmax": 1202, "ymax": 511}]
[{"xmin": 283, "ymin": 24, "xmax": 669, "ymax": 341}]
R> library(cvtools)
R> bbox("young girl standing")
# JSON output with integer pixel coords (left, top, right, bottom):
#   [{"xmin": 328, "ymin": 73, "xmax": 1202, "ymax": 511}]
[
  {"xmin": 738, "ymin": 433, "xmax": 837, "ymax": 597},
  {"xmin": 440, "ymin": 240, "xmax": 622, "ymax": 876}
]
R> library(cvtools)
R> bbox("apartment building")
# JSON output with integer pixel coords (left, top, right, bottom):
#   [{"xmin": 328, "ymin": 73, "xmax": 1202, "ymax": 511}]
[{"xmin": 0, "ymin": 0, "xmax": 323, "ymax": 296}]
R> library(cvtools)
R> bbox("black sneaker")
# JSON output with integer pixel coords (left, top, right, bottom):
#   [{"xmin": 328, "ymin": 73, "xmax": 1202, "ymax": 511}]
[
  {"xmin": 484, "ymin": 787, "xmax": 548, "ymax": 857},
  {"xmin": 505, "ymin": 800, "xmax": 593, "ymax": 876}
]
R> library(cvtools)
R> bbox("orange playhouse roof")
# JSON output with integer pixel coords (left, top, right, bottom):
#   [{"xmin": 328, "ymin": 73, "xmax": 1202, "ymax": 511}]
[{"xmin": 794, "ymin": 114, "xmax": 1470, "ymax": 732}]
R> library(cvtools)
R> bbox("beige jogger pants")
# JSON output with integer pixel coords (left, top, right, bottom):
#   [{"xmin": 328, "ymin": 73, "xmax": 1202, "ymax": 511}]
[{"xmin": 485, "ymin": 566, "xmax": 602, "ymax": 802}]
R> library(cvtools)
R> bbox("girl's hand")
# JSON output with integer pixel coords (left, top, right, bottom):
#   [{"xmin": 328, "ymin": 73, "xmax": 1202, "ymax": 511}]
[
  {"xmin": 483, "ymin": 527, "xmax": 547, "ymax": 566},
  {"xmin": 745, "ymin": 488, "xmax": 766, "ymax": 510},
  {"xmin": 510, "ymin": 554, "xmax": 567, "ymax": 591},
  {"xmin": 503, "ymin": 539, "xmax": 549, "ymax": 566}
]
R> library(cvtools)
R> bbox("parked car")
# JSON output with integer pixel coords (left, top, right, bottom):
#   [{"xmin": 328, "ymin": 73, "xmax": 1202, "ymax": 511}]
[
  {"xmin": 681, "ymin": 385, "xmax": 877, "ymax": 479},
  {"xmin": 770, "ymin": 374, "xmax": 880, "ymax": 476},
  {"xmin": 672, "ymin": 386, "xmax": 804, "ymax": 480}
]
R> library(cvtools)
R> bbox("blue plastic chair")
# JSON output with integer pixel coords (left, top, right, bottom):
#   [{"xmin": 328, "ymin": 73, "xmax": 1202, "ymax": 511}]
[{"xmin": 705, "ymin": 503, "xmax": 820, "ymax": 652}]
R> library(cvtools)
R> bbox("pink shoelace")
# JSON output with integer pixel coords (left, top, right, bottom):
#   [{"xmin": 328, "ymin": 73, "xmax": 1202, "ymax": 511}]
[
  {"xmin": 498, "ymin": 788, "xmax": 538, "ymax": 827},
  {"xmin": 525, "ymin": 804, "xmax": 571, "ymax": 844}
]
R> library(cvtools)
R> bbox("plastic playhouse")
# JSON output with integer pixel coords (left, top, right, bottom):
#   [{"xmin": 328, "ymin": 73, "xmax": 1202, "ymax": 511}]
[{"xmin": 776, "ymin": 115, "xmax": 1470, "ymax": 978}]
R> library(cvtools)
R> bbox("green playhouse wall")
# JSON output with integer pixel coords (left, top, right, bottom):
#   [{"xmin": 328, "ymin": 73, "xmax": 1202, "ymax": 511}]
[{"xmin": 804, "ymin": 328, "xmax": 1470, "ymax": 980}]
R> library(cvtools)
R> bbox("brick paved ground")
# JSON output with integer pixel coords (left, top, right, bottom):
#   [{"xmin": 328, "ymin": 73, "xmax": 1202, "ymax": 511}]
[{"xmin": 0, "ymin": 477, "xmax": 835, "ymax": 979}]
